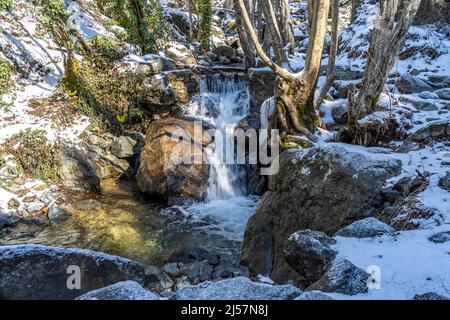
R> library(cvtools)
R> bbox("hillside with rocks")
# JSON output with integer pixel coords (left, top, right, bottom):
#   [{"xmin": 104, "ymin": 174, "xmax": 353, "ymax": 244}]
[{"xmin": 0, "ymin": 0, "xmax": 449, "ymax": 301}]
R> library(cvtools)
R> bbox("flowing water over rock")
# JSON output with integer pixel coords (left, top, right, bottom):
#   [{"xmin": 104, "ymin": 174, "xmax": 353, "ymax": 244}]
[{"xmin": 0, "ymin": 74, "xmax": 259, "ymax": 266}]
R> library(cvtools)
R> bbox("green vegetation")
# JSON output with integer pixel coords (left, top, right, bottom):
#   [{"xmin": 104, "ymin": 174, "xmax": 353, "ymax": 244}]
[
  {"xmin": 0, "ymin": 57, "xmax": 14, "ymax": 94},
  {"xmin": 4, "ymin": 130, "xmax": 61, "ymax": 181},
  {"xmin": 96, "ymin": 0, "xmax": 168, "ymax": 53},
  {"xmin": 194, "ymin": 0, "xmax": 212, "ymax": 52},
  {"xmin": 0, "ymin": 0, "xmax": 12, "ymax": 10},
  {"xmin": 88, "ymin": 35, "xmax": 127, "ymax": 60}
]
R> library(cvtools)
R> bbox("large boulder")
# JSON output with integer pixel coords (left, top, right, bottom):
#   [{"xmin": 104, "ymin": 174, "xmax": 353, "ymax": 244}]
[
  {"xmin": 284, "ymin": 230, "xmax": 337, "ymax": 286},
  {"xmin": 137, "ymin": 116, "xmax": 212, "ymax": 203},
  {"xmin": 241, "ymin": 144, "xmax": 402, "ymax": 285},
  {"xmin": 0, "ymin": 244, "xmax": 145, "ymax": 300},
  {"xmin": 169, "ymin": 277, "xmax": 302, "ymax": 300},
  {"xmin": 141, "ymin": 70, "xmax": 199, "ymax": 113},
  {"xmin": 76, "ymin": 281, "xmax": 159, "ymax": 300},
  {"xmin": 408, "ymin": 121, "xmax": 449, "ymax": 141},
  {"xmin": 306, "ymin": 259, "xmax": 370, "ymax": 295}
]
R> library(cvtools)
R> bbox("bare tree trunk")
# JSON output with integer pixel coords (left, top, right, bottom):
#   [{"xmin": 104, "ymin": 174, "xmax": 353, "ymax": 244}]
[
  {"xmin": 233, "ymin": 0, "xmax": 257, "ymax": 67},
  {"xmin": 236, "ymin": 0, "xmax": 330, "ymax": 143},
  {"xmin": 276, "ymin": 0, "xmax": 295, "ymax": 54},
  {"xmin": 260, "ymin": 0, "xmax": 288, "ymax": 65},
  {"xmin": 316, "ymin": 0, "xmax": 340, "ymax": 108},
  {"xmin": 350, "ymin": 0, "xmax": 421, "ymax": 120}
]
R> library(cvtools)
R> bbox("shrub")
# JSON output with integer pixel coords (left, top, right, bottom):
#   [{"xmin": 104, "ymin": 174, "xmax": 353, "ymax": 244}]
[
  {"xmin": 4, "ymin": 129, "xmax": 61, "ymax": 181},
  {"xmin": 0, "ymin": 57, "xmax": 14, "ymax": 94}
]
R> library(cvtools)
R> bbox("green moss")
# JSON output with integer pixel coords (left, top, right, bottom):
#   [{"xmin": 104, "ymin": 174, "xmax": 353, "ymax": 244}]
[
  {"xmin": 0, "ymin": 0, "xmax": 12, "ymax": 10},
  {"xmin": 4, "ymin": 129, "xmax": 61, "ymax": 181},
  {"xmin": 88, "ymin": 35, "xmax": 126, "ymax": 61},
  {"xmin": 0, "ymin": 57, "xmax": 14, "ymax": 94}
]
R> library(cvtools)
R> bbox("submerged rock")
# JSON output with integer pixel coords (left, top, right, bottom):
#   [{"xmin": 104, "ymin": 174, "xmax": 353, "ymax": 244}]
[
  {"xmin": 306, "ymin": 259, "xmax": 370, "ymax": 295},
  {"xmin": 241, "ymin": 144, "xmax": 402, "ymax": 286},
  {"xmin": 0, "ymin": 244, "xmax": 145, "ymax": 300},
  {"xmin": 170, "ymin": 277, "xmax": 302, "ymax": 300},
  {"xmin": 137, "ymin": 117, "xmax": 212, "ymax": 203},
  {"xmin": 76, "ymin": 281, "xmax": 159, "ymax": 300},
  {"xmin": 284, "ymin": 230, "xmax": 337, "ymax": 286},
  {"xmin": 335, "ymin": 218, "xmax": 394, "ymax": 238}
]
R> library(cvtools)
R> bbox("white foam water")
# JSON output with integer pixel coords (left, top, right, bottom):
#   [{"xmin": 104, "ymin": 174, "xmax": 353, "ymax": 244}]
[{"xmin": 180, "ymin": 74, "xmax": 259, "ymax": 240}]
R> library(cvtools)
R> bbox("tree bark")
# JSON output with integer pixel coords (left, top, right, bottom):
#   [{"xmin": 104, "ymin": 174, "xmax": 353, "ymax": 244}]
[
  {"xmin": 350, "ymin": 0, "xmax": 422, "ymax": 120},
  {"xmin": 233, "ymin": 0, "xmax": 257, "ymax": 68},
  {"xmin": 316, "ymin": 0, "xmax": 339, "ymax": 108}
]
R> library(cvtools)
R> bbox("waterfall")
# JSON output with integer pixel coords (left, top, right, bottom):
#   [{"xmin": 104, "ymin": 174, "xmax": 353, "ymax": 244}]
[
  {"xmin": 185, "ymin": 74, "xmax": 250, "ymax": 201},
  {"xmin": 179, "ymin": 74, "xmax": 258, "ymax": 240}
]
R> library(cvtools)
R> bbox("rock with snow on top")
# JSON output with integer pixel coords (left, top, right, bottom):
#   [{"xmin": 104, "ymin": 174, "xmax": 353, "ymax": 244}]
[
  {"xmin": 170, "ymin": 277, "xmax": 302, "ymax": 300},
  {"xmin": 284, "ymin": 230, "xmax": 337, "ymax": 286},
  {"xmin": 295, "ymin": 291, "xmax": 334, "ymax": 300},
  {"xmin": 76, "ymin": 281, "xmax": 159, "ymax": 300},
  {"xmin": 438, "ymin": 172, "xmax": 450, "ymax": 191},
  {"xmin": 335, "ymin": 218, "xmax": 394, "ymax": 238},
  {"xmin": 306, "ymin": 259, "xmax": 370, "ymax": 296},
  {"xmin": 395, "ymin": 74, "xmax": 433, "ymax": 94},
  {"xmin": 435, "ymin": 88, "xmax": 450, "ymax": 100}
]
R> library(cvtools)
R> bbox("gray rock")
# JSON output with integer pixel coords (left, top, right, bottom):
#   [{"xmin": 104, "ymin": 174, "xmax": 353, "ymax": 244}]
[
  {"xmin": 418, "ymin": 91, "xmax": 439, "ymax": 99},
  {"xmin": 111, "ymin": 136, "xmax": 137, "ymax": 159},
  {"xmin": 0, "ymin": 244, "xmax": 145, "ymax": 300},
  {"xmin": 284, "ymin": 230, "xmax": 337, "ymax": 286},
  {"xmin": 144, "ymin": 265, "xmax": 174, "ymax": 291},
  {"xmin": 180, "ymin": 261, "xmax": 213, "ymax": 280},
  {"xmin": 175, "ymin": 275, "xmax": 192, "ymax": 291},
  {"xmin": 295, "ymin": 291, "xmax": 334, "ymax": 300},
  {"xmin": 428, "ymin": 231, "xmax": 450, "ymax": 244},
  {"xmin": 76, "ymin": 281, "xmax": 159, "ymax": 300},
  {"xmin": 26, "ymin": 201, "xmax": 45, "ymax": 213},
  {"xmin": 170, "ymin": 277, "xmax": 302, "ymax": 300},
  {"xmin": 331, "ymin": 103, "xmax": 349, "ymax": 124},
  {"xmin": 166, "ymin": 246, "xmax": 211, "ymax": 263},
  {"xmin": 162, "ymin": 262, "xmax": 180, "ymax": 276},
  {"xmin": 307, "ymin": 260, "xmax": 370, "ymax": 295},
  {"xmin": 395, "ymin": 74, "xmax": 433, "ymax": 93},
  {"xmin": 335, "ymin": 218, "xmax": 394, "ymax": 238},
  {"xmin": 438, "ymin": 172, "xmax": 450, "ymax": 191},
  {"xmin": 0, "ymin": 212, "xmax": 19, "ymax": 229},
  {"xmin": 435, "ymin": 88, "xmax": 450, "ymax": 100},
  {"xmin": 408, "ymin": 121, "xmax": 449, "ymax": 141},
  {"xmin": 241, "ymin": 144, "xmax": 402, "ymax": 286},
  {"xmin": 396, "ymin": 141, "xmax": 420, "ymax": 153},
  {"xmin": 413, "ymin": 292, "xmax": 450, "ymax": 300},
  {"xmin": 47, "ymin": 204, "xmax": 70, "ymax": 224},
  {"xmin": 212, "ymin": 45, "xmax": 235, "ymax": 59}
]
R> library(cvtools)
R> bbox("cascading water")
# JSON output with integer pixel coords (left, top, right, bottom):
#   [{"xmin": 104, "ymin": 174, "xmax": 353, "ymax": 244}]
[{"xmin": 178, "ymin": 74, "xmax": 259, "ymax": 240}]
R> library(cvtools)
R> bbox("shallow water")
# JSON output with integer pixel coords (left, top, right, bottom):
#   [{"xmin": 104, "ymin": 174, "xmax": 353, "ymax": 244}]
[{"xmin": 0, "ymin": 181, "xmax": 258, "ymax": 266}]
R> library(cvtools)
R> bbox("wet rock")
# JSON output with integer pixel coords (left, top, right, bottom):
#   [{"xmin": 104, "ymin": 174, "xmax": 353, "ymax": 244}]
[
  {"xmin": 76, "ymin": 281, "xmax": 159, "ymax": 300},
  {"xmin": 413, "ymin": 292, "xmax": 450, "ymax": 300},
  {"xmin": 74, "ymin": 199, "xmax": 102, "ymax": 211},
  {"xmin": 141, "ymin": 70, "xmax": 199, "ymax": 113},
  {"xmin": 428, "ymin": 231, "xmax": 450, "ymax": 244},
  {"xmin": 175, "ymin": 276, "xmax": 192, "ymax": 291},
  {"xmin": 408, "ymin": 121, "xmax": 449, "ymax": 141},
  {"xmin": 47, "ymin": 204, "xmax": 70, "ymax": 225},
  {"xmin": 306, "ymin": 260, "xmax": 369, "ymax": 295},
  {"xmin": 294, "ymin": 291, "xmax": 334, "ymax": 300},
  {"xmin": 335, "ymin": 218, "xmax": 394, "ymax": 238},
  {"xmin": 284, "ymin": 230, "xmax": 337, "ymax": 286},
  {"xmin": 438, "ymin": 172, "xmax": 450, "ymax": 191},
  {"xmin": 180, "ymin": 261, "xmax": 214, "ymax": 280},
  {"xmin": 0, "ymin": 212, "xmax": 19, "ymax": 229},
  {"xmin": 395, "ymin": 74, "xmax": 433, "ymax": 93},
  {"xmin": 144, "ymin": 266, "xmax": 174, "ymax": 292},
  {"xmin": 162, "ymin": 262, "xmax": 180, "ymax": 276},
  {"xmin": 111, "ymin": 136, "xmax": 137, "ymax": 159},
  {"xmin": 435, "ymin": 88, "xmax": 450, "ymax": 100},
  {"xmin": 0, "ymin": 244, "xmax": 145, "ymax": 300},
  {"xmin": 166, "ymin": 246, "xmax": 211, "ymax": 263},
  {"xmin": 241, "ymin": 144, "xmax": 402, "ymax": 286},
  {"xmin": 170, "ymin": 277, "xmax": 302, "ymax": 300},
  {"xmin": 137, "ymin": 117, "xmax": 212, "ymax": 203},
  {"xmin": 248, "ymin": 69, "xmax": 276, "ymax": 113}
]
